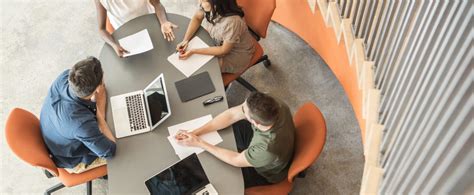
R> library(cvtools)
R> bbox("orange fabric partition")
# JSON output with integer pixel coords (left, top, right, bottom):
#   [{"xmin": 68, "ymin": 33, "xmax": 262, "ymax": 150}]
[{"xmin": 272, "ymin": 0, "xmax": 365, "ymax": 143}]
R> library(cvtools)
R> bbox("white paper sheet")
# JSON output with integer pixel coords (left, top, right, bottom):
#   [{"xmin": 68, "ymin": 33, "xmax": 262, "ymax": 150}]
[
  {"xmin": 167, "ymin": 37, "xmax": 214, "ymax": 77},
  {"xmin": 167, "ymin": 115, "xmax": 223, "ymax": 159},
  {"xmin": 118, "ymin": 29, "xmax": 154, "ymax": 57}
]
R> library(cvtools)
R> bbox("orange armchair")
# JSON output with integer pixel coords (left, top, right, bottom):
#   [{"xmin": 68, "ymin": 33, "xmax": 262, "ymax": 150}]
[
  {"xmin": 4, "ymin": 108, "xmax": 107, "ymax": 195},
  {"xmin": 245, "ymin": 103, "xmax": 327, "ymax": 195},
  {"xmin": 222, "ymin": 0, "xmax": 275, "ymax": 91}
]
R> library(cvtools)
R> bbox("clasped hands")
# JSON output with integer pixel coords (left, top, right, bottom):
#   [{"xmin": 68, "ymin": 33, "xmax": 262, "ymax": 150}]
[{"xmin": 174, "ymin": 130, "xmax": 203, "ymax": 148}]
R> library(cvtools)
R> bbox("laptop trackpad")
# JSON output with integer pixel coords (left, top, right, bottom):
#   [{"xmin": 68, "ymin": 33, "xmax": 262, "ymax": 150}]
[{"xmin": 112, "ymin": 108, "xmax": 129, "ymax": 137}]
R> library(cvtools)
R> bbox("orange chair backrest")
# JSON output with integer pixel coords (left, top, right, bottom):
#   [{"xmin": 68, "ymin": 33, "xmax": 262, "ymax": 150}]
[
  {"xmin": 237, "ymin": 0, "xmax": 276, "ymax": 38},
  {"xmin": 106, "ymin": 17, "xmax": 115, "ymax": 34},
  {"xmin": 288, "ymin": 103, "xmax": 327, "ymax": 182},
  {"xmin": 5, "ymin": 108, "xmax": 59, "ymax": 176}
]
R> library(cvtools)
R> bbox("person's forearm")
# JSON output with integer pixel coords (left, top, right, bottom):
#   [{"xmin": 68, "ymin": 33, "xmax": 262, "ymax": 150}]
[
  {"xmin": 99, "ymin": 30, "xmax": 118, "ymax": 48},
  {"xmin": 193, "ymin": 108, "xmax": 242, "ymax": 136},
  {"xmin": 96, "ymin": 99, "xmax": 107, "ymax": 118},
  {"xmin": 200, "ymin": 142, "xmax": 243, "ymax": 167},
  {"xmin": 154, "ymin": 3, "xmax": 169, "ymax": 24},
  {"xmin": 192, "ymin": 46, "xmax": 228, "ymax": 57},
  {"xmin": 97, "ymin": 113, "xmax": 116, "ymax": 142},
  {"xmin": 183, "ymin": 16, "xmax": 202, "ymax": 42},
  {"xmin": 94, "ymin": 0, "xmax": 117, "ymax": 48}
]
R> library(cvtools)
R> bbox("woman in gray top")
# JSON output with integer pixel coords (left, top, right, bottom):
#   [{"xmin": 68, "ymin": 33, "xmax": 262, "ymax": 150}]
[{"xmin": 176, "ymin": 0, "xmax": 256, "ymax": 74}]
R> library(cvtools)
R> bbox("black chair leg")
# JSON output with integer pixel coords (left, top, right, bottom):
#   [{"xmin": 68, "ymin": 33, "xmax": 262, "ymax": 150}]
[
  {"xmin": 253, "ymin": 55, "xmax": 271, "ymax": 67},
  {"xmin": 229, "ymin": 55, "xmax": 270, "ymax": 92},
  {"xmin": 87, "ymin": 181, "xmax": 92, "ymax": 195},
  {"xmin": 44, "ymin": 183, "xmax": 65, "ymax": 195},
  {"xmin": 297, "ymin": 169, "xmax": 307, "ymax": 178},
  {"xmin": 236, "ymin": 77, "xmax": 258, "ymax": 92}
]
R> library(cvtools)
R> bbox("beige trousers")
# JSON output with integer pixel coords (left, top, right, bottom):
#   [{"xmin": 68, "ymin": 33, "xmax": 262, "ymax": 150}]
[{"xmin": 64, "ymin": 157, "xmax": 107, "ymax": 174}]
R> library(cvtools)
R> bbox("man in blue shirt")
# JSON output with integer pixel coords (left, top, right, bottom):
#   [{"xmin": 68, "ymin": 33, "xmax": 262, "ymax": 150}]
[{"xmin": 40, "ymin": 57, "xmax": 116, "ymax": 174}]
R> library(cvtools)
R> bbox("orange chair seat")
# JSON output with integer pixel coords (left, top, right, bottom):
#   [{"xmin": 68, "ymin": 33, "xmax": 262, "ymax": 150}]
[
  {"xmin": 244, "ymin": 180, "xmax": 292, "ymax": 195},
  {"xmin": 222, "ymin": 41, "xmax": 264, "ymax": 86},
  {"xmin": 58, "ymin": 166, "xmax": 108, "ymax": 187}
]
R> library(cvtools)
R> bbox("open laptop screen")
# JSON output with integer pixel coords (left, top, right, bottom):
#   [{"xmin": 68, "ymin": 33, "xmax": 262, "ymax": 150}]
[
  {"xmin": 145, "ymin": 153, "xmax": 209, "ymax": 195},
  {"xmin": 144, "ymin": 74, "xmax": 171, "ymax": 128}
]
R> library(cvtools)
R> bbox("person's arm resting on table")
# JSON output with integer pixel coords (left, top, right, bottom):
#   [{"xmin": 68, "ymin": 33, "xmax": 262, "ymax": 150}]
[
  {"xmin": 93, "ymin": 0, "xmax": 129, "ymax": 58},
  {"xmin": 178, "ymin": 10, "xmax": 237, "ymax": 60},
  {"xmin": 177, "ymin": 131, "xmax": 252, "ymax": 167},
  {"xmin": 191, "ymin": 103, "xmax": 246, "ymax": 136},
  {"xmin": 176, "ymin": 103, "xmax": 253, "ymax": 167},
  {"xmin": 176, "ymin": 10, "xmax": 205, "ymax": 54}
]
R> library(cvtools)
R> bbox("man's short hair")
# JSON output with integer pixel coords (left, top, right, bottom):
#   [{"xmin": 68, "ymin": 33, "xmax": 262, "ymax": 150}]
[
  {"xmin": 246, "ymin": 92, "xmax": 280, "ymax": 126},
  {"xmin": 68, "ymin": 57, "xmax": 103, "ymax": 98}
]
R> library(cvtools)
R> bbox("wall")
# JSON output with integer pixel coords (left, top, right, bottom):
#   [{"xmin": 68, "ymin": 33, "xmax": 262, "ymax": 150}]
[{"xmin": 272, "ymin": 0, "xmax": 473, "ymax": 194}]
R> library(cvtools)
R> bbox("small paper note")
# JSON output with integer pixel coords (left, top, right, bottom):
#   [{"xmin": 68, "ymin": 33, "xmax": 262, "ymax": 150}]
[{"xmin": 118, "ymin": 29, "xmax": 154, "ymax": 57}]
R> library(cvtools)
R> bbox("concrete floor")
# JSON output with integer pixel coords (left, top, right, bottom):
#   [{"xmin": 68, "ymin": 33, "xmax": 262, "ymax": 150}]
[{"xmin": 0, "ymin": 0, "xmax": 364, "ymax": 194}]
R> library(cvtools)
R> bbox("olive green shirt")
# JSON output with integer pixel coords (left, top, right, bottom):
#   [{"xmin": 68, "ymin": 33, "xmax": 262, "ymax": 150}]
[{"xmin": 244, "ymin": 99, "xmax": 296, "ymax": 183}]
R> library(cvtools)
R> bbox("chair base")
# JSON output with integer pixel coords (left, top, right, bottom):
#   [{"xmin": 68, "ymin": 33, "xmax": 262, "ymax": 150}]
[
  {"xmin": 44, "ymin": 183, "xmax": 65, "ymax": 195},
  {"xmin": 44, "ymin": 181, "xmax": 92, "ymax": 195},
  {"xmin": 228, "ymin": 54, "xmax": 271, "ymax": 92},
  {"xmin": 236, "ymin": 77, "xmax": 258, "ymax": 92},
  {"xmin": 255, "ymin": 55, "xmax": 271, "ymax": 67},
  {"xmin": 44, "ymin": 169, "xmax": 54, "ymax": 178}
]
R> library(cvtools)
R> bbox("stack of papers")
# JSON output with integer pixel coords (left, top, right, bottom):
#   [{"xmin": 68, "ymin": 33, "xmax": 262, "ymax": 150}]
[
  {"xmin": 167, "ymin": 115, "xmax": 223, "ymax": 159},
  {"xmin": 167, "ymin": 37, "xmax": 214, "ymax": 77},
  {"xmin": 118, "ymin": 29, "xmax": 154, "ymax": 57}
]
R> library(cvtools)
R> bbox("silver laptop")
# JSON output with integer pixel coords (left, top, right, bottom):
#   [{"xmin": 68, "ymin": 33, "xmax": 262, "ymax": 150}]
[{"xmin": 110, "ymin": 74, "xmax": 171, "ymax": 138}]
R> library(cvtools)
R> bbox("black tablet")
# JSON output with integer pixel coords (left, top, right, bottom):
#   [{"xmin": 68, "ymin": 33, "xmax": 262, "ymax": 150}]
[
  {"xmin": 175, "ymin": 72, "xmax": 216, "ymax": 102},
  {"xmin": 145, "ymin": 154, "xmax": 209, "ymax": 195}
]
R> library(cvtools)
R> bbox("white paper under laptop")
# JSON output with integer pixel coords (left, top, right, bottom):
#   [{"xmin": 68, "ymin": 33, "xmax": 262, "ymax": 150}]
[
  {"xmin": 167, "ymin": 115, "xmax": 223, "ymax": 159},
  {"xmin": 167, "ymin": 37, "xmax": 214, "ymax": 77},
  {"xmin": 118, "ymin": 29, "xmax": 154, "ymax": 57}
]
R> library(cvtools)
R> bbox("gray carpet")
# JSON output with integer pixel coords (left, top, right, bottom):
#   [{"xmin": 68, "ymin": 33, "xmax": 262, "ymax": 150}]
[{"xmin": 0, "ymin": 0, "xmax": 363, "ymax": 194}]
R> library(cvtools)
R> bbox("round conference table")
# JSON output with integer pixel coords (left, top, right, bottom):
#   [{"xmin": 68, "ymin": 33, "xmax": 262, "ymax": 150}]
[{"xmin": 99, "ymin": 13, "xmax": 244, "ymax": 194}]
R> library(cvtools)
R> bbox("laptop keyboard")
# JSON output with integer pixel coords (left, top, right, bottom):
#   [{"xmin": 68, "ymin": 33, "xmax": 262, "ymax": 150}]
[{"xmin": 125, "ymin": 94, "xmax": 147, "ymax": 131}]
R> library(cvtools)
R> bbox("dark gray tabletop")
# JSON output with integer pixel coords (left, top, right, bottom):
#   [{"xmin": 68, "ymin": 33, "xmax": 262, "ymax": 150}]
[{"xmin": 99, "ymin": 13, "xmax": 244, "ymax": 194}]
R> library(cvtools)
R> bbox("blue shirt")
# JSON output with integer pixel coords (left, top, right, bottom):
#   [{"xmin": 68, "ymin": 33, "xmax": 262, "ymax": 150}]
[{"xmin": 40, "ymin": 70, "xmax": 116, "ymax": 168}]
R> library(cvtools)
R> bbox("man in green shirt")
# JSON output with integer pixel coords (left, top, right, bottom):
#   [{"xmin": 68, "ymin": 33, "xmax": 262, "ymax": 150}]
[{"xmin": 176, "ymin": 92, "xmax": 296, "ymax": 188}]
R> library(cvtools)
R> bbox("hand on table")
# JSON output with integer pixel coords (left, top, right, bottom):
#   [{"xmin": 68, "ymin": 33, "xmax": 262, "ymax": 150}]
[
  {"xmin": 178, "ymin": 49, "xmax": 194, "ymax": 60},
  {"xmin": 175, "ymin": 131, "xmax": 203, "ymax": 148},
  {"xmin": 112, "ymin": 44, "xmax": 129, "ymax": 58},
  {"xmin": 176, "ymin": 40, "xmax": 189, "ymax": 52},
  {"xmin": 174, "ymin": 130, "xmax": 189, "ymax": 140},
  {"xmin": 161, "ymin": 21, "xmax": 178, "ymax": 41}
]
